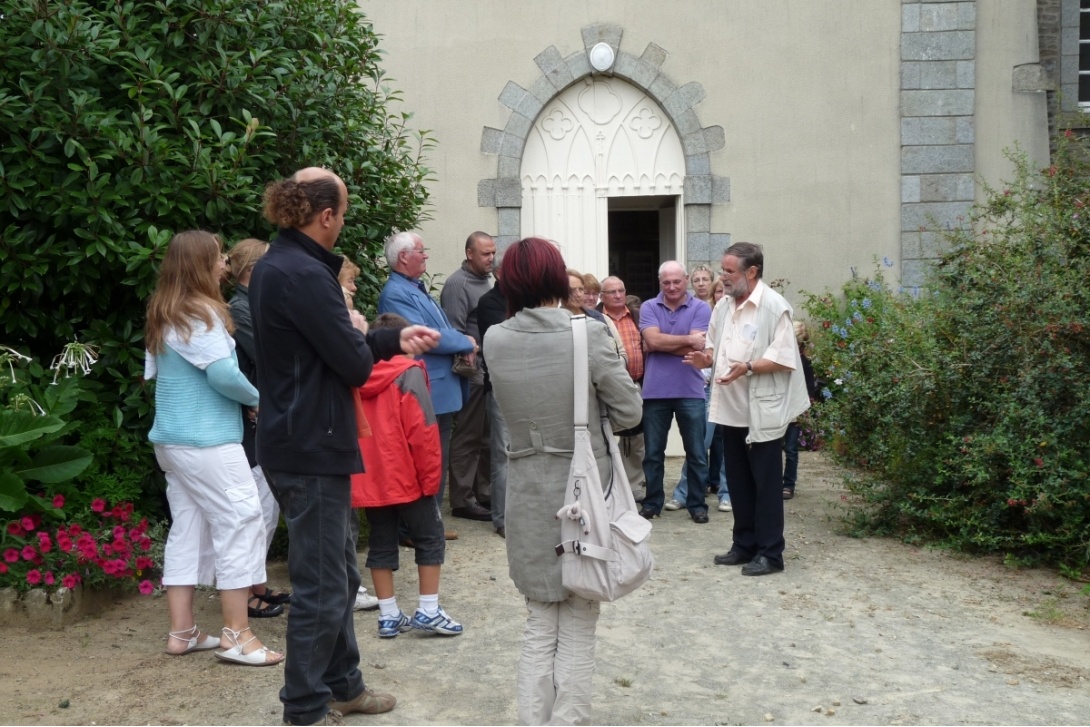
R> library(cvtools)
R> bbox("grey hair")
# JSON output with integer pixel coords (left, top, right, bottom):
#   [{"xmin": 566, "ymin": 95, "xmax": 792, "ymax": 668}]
[
  {"xmin": 384, "ymin": 231, "xmax": 419, "ymax": 268},
  {"xmin": 657, "ymin": 259, "xmax": 686, "ymax": 278}
]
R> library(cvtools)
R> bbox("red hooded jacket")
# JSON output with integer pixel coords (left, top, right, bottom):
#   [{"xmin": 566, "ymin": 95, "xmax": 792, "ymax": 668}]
[{"xmin": 350, "ymin": 357, "xmax": 441, "ymax": 508}]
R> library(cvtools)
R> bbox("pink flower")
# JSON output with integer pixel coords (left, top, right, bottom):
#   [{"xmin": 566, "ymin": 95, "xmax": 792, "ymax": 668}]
[
  {"xmin": 20, "ymin": 516, "xmax": 35, "ymax": 532},
  {"xmin": 102, "ymin": 543, "xmax": 114, "ymax": 556},
  {"xmin": 57, "ymin": 537, "xmax": 73, "ymax": 553},
  {"xmin": 43, "ymin": 571, "xmax": 54, "ymax": 585},
  {"xmin": 52, "ymin": 494, "xmax": 65, "ymax": 509},
  {"xmin": 136, "ymin": 556, "xmax": 154, "ymax": 570},
  {"xmin": 90, "ymin": 499, "xmax": 106, "ymax": 513},
  {"xmin": 6, "ymin": 522, "xmax": 23, "ymax": 537},
  {"xmin": 0, "ymin": 563, "xmax": 7, "ymax": 574},
  {"xmin": 62, "ymin": 574, "xmax": 78, "ymax": 589},
  {"xmin": 3, "ymin": 549, "xmax": 18, "ymax": 563},
  {"xmin": 138, "ymin": 580, "xmax": 154, "ymax": 595},
  {"xmin": 68, "ymin": 524, "xmax": 82, "ymax": 536},
  {"xmin": 113, "ymin": 525, "xmax": 127, "ymax": 540},
  {"xmin": 21, "ymin": 545, "xmax": 37, "ymax": 561},
  {"xmin": 37, "ymin": 532, "xmax": 52, "ymax": 553},
  {"xmin": 25, "ymin": 569, "xmax": 42, "ymax": 585},
  {"xmin": 139, "ymin": 538, "xmax": 152, "ymax": 551}
]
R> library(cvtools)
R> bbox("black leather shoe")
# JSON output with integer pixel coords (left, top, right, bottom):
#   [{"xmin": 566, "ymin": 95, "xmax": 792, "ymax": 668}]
[
  {"xmin": 638, "ymin": 506, "xmax": 657, "ymax": 520},
  {"xmin": 495, "ymin": 526, "xmax": 505, "ymax": 538},
  {"xmin": 691, "ymin": 510, "xmax": 709, "ymax": 524},
  {"xmin": 451, "ymin": 502, "xmax": 491, "ymax": 521},
  {"xmin": 741, "ymin": 555, "xmax": 784, "ymax": 576},
  {"xmin": 713, "ymin": 549, "xmax": 753, "ymax": 566},
  {"xmin": 478, "ymin": 499, "xmax": 491, "ymax": 510}
]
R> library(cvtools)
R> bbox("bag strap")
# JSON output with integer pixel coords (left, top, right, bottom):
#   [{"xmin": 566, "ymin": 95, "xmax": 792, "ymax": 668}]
[{"xmin": 571, "ymin": 315, "xmax": 589, "ymax": 429}]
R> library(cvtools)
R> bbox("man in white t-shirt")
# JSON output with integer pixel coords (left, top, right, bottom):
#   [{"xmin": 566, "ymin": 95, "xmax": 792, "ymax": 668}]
[{"xmin": 686, "ymin": 242, "xmax": 809, "ymax": 576}]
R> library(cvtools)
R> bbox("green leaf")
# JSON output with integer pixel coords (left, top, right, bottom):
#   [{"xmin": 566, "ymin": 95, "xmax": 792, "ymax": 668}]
[
  {"xmin": 0, "ymin": 411, "xmax": 65, "ymax": 447},
  {"xmin": 0, "ymin": 472, "xmax": 29, "ymax": 513},
  {"xmin": 17, "ymin": 445, "xmax": 93, "ymax": 483}
]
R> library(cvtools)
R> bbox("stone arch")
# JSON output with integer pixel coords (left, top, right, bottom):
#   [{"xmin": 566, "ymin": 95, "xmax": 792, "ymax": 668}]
[{"xmin": 477, "ymin": 24, "xmax": 731, "ymax": 268}]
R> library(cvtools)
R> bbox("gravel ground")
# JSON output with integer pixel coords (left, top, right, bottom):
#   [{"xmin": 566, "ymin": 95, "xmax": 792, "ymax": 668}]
[{"xmin": 1, "ymin": 451, "xmax": 1088, "ymax": 726}]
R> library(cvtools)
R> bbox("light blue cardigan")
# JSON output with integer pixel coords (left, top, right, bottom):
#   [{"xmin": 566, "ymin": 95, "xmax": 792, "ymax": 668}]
[{"xmin": 147, "ymin": 327, "xmax": 259, "ymax": 448}]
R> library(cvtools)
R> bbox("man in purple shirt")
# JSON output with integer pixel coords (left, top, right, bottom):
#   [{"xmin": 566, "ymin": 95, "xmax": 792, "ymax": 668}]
[{"xmin": 638, "ymin": 261, "xmax": 713, "ymax": 523}]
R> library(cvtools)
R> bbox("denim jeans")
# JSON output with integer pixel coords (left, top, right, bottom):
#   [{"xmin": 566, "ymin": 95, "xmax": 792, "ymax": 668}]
[
  {"xmin": 436, "ymin": 413, "xmax": 454, "ymax": 509},
  {"xmin": 783, "ymin": 421, "xmax": 801, "ymax": 491},
  {"xmin": 667, "ymin": 414, "xmax": 728, "ymax": 505},
  {"xmin": 641, "ymin": 398, "xmax": 709, "ymax": 515},
  {"xmin": 265, "ymin": 470, "xmax": 366, "ymax": 726},
  {"xmin": 487, "ymin": 391, "xmax": 508, "ymax": 529}
]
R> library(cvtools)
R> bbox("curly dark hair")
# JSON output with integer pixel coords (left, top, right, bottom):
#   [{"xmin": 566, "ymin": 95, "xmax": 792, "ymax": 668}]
[{"xmin": 262, "ymin": 175, "xmax": 343, "ymax": 229}]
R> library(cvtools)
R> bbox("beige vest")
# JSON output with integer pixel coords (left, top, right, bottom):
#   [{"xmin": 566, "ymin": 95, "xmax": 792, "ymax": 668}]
[{"xmin": 709, "ymin": 286, "xmax": 810, "ymax": 443}]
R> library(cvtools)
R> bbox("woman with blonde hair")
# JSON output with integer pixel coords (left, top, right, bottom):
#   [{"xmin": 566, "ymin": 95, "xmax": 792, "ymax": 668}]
[
  {"xmin": 690, "ymin": 264, "xmax": 716, "ymax": 305},
  {"xmin": 146, "ymin": 230, "xmax": 282, "ymax": 666}
]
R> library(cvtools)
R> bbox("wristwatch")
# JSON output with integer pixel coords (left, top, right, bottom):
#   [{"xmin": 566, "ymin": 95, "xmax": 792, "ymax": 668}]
[{"xmin": 745, "ymin": 361, "xmax": 753, "ymax": 377}]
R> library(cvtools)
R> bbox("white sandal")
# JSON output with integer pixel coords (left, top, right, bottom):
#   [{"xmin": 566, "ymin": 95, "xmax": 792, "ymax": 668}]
[
  {"xmin": 215, "ymin": 626, "xmax": 284, "ymax": 667},
  {"xmin": 165, "ymin": 624, "xmax": 220, "ymax": 655}
]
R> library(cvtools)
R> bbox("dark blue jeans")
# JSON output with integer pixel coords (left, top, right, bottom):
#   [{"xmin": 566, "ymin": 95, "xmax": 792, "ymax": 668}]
[
  {"xmin": 783, "ymin": 422, "xmax": 801, "ymax": 491},
  {"xmin": 641, "ymin": 398, "xmax": 709, "ymax": 515},
  {"xmin": 265, "ymin": 470, "xmax": 365, "ymax": 726}
]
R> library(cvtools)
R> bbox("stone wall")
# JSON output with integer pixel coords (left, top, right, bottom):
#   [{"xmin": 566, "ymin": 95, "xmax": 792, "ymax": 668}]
[
  {"xmin": 0, "ymin": 585, "xmax": 115, "ymax": 630},
  {"xmin": 900, "ymin": 0, "xmax": 977, "ymax": 286}
]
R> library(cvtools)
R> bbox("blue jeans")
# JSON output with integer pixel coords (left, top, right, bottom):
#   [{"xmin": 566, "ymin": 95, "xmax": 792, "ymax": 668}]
[
  {"xmin": 783, "ymin": 422, "xmax": 800, "ymax": 491},
  {"xmin": 436, "ymin": 413, "xmax": 454, "ymax": 508},
  {"xmin": 672, "ymin": 391, "xmax": 729, "ymax": 503},
  {"xmin": 641, "ymin": 398, "xmax": 708, "ymax": 515},
  {"xmin": 265, "ymin": 470, "xmax": 366, "ymax": 726}
]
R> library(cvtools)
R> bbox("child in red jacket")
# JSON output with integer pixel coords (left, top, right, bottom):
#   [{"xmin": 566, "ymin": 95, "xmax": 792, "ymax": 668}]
[{"xmin": 351, "ymin": 313, "xmax": 462, "ymax": 638}]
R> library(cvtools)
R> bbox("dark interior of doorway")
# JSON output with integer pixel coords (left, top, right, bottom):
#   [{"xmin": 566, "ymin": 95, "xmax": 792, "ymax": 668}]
[{"xmin": 607, "ymin": 195, "xmax": 676, "ymax": 304}]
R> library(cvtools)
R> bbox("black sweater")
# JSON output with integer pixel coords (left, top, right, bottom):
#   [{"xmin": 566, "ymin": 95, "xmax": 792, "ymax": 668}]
[{"xmin": 249, "ymin": 227, "xmax": 401, "ymax": 475}]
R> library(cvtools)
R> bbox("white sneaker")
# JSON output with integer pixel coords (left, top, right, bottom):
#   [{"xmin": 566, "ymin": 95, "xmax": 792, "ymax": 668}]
[
  {"xmin": 718, "ymin": 500, "xmax": 733, "ymax": 512},
  {"xmin": 663, "ymin": 499, "xmax": 682, "ymax": 511},
  {"xmin": 354, "ymin": 587, "xmax": 379, "ymax": 611}
]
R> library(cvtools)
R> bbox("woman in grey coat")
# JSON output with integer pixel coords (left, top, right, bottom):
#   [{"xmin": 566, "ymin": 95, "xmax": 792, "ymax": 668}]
[{"xmin": 483, "ymin": 237, "xmax": 643, "ymax": 726}]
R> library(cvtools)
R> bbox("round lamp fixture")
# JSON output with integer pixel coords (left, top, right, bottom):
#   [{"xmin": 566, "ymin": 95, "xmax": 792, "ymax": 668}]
[{"xmin": 588, "ymin": 42, "xmax": 615, "ymax": 72}]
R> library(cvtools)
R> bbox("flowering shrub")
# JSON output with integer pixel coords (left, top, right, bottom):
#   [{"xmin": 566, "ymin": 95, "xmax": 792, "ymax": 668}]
[
  {"xmin": 803, "ymin": 136, "xmax": 1090, "ymax": 572},
  {"xmin": 0, "ymin": 494, "xmax": 161, "ymax": 594}
]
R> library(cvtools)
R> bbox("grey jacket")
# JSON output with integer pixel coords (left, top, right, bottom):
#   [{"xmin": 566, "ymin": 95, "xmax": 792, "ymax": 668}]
[
  {"xmin": 484, "ymin": 309, "xmax": 643, "ymax": 602},
  {"xmin": 440, "ymin": 261, "xmax": 492, "ymax": 342}
]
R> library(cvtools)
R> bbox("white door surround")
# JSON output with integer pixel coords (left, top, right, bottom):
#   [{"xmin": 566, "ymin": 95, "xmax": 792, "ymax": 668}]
[
  {"xmin": 477, "ymin": 24, "xmax": 731, "ymax": 271},
  {"xmin": 519, "ymin": 77, "xmax": 685, "ymax": 277}
]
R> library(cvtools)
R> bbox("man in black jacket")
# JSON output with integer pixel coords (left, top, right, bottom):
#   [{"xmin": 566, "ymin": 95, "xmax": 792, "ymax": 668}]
[{"xmin": 250, "ymin": 167, "xmax": 439, "ymax": 726}]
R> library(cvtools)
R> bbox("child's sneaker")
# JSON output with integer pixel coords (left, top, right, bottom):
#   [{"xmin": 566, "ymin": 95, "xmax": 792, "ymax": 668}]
[
  {"xmin": 377, "ymin": 611, "xmax": 411, "ymax": 638},
  {"xmin": 409, "ymin": 606, "xmax": 463, "ymax": 636}
]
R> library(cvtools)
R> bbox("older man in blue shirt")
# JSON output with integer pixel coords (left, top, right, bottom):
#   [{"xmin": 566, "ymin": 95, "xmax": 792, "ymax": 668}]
[{"xmin": 378, "ymin": 231, "xmax": 477, "ymax": 511}]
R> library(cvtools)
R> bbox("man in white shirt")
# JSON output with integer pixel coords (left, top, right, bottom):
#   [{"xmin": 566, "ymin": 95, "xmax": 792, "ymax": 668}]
[{"xmin": 686, "ymin": 242, "xmax": 809, "ymax": 576}]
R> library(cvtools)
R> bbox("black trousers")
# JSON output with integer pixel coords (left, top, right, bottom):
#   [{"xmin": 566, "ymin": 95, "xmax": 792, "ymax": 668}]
[{"xmin": 720, "ymin": 425, "xmax": 786, "ymax": 568}]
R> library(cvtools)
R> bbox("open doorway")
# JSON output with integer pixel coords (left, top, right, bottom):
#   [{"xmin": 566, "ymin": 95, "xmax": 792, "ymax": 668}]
[{"xmin": 607, "ymin": 196, "xmax": 678, "ymax": 302}]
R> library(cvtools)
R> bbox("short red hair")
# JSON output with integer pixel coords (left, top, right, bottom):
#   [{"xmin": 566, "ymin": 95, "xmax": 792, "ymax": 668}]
[{"xmin": 499, "ymin": 237, "xmax": 570, "ymax": 316}]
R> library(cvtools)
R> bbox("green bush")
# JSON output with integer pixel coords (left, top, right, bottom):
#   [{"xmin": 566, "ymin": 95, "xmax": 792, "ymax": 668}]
[
  {"xmin": 804, "ymin": 137, "xmax": 1090, "ymax": 570},
  {"xmin": 1, "ymin": 1, "xmax": 433, "ymax": 503}
]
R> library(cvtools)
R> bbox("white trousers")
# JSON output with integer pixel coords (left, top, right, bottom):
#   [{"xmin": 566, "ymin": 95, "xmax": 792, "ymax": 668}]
[
  {"xmin": 253, "ymin": 465, "xmax": 279, "ymax": 553},
  {"xmin": 518, "ymin": 594, "xmax": 600, "ymax": 726},
  {"xmin": 155, "ymin": 443, "xmax": 266, "ymax": 591}
]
